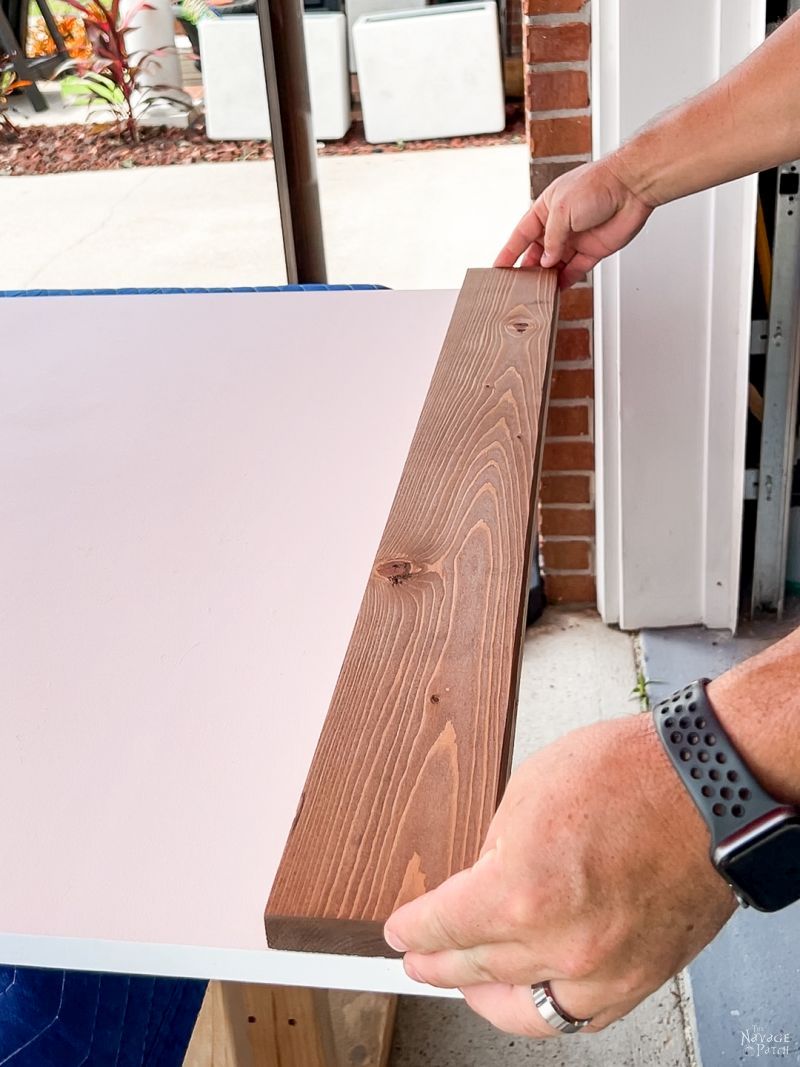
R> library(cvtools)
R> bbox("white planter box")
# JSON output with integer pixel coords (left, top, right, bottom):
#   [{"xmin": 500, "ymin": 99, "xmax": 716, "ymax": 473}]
[
  {"xmin": 344, "ymin": 0, "xmax": 425, "ymax": 73},
  {"xmin": 200, "ymin": 12, "xmax": 350, "ymax": 141},
  {"xmin": 353, "ymin": 1, "xmax": 504, "ymax": 144},
  {"xmin": 121, "ymin": 0, "xmax": 183, "ymax": 90},
  {"xmin": 121, "ymin": 0, "xmax": 194, "ymax": 126}
]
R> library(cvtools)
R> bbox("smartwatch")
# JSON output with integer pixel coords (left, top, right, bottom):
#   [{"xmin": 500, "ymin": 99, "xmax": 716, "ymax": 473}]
[{"xmin": 653, "ymin": 679, "xmax": 800, "ymax": 912}]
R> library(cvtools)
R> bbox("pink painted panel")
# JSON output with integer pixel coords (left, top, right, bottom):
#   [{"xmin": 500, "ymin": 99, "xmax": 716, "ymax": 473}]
[{"xmin": 0, "ymin": 289, "xmax": 457, "ymax": 960}]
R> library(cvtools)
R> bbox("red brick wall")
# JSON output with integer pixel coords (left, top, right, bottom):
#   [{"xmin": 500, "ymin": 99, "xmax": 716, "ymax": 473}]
[{"xmin": 524, "ymin": 0, "xmax": 594, "ymax": 605}]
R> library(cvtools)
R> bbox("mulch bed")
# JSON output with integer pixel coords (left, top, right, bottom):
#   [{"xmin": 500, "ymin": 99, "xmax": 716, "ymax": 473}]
[{"xmin": 0, "ymin": 103, "xmax": 525, "ymax": 177}]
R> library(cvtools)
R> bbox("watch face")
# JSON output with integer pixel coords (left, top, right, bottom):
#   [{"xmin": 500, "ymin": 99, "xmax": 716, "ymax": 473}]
[{"xmin": 720, "ymin": 815, "xmax": 800, "ymax": 912}]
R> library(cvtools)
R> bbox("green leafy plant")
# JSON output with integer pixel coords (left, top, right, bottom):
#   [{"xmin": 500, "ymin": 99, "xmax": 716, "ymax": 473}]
[
  {"xmin": 630, "ymin": 671, "xmax": 665, "ymax": 709},
  {"xmin": 175, "ymin": 0, "xmax": 213, "ymax": 26},
  {"xmin": 0, "ymin": 65, "xmax": 28, "ymax": 138},
  {"xmin": 59, "ymin": 0, "xmax": 185, "ymax": 142}
]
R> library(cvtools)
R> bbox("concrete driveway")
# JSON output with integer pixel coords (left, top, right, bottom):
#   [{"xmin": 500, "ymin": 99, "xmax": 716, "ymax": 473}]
[{"xmin": 0, "ymin": 144, "xmax": 530, "ymax": 291}]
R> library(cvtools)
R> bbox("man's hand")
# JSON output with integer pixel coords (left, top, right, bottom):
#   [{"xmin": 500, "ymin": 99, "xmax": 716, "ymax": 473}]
[
  {"xmin": 494, "ymin": 157, "xmax": 654, "ymax": 288},
  {"xmin": 384, "ymin": 713, "xmax": 735, "ymax": 1037}
]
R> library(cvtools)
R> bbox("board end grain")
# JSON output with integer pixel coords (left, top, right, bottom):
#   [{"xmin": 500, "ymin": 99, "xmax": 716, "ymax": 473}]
[{"xmin": 265, "ymin": 915, "xmax": 402, "ymax": 958}]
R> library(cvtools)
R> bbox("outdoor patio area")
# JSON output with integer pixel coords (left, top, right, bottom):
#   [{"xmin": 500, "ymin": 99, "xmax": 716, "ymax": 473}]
[
  {"xmin": 1, "ymin": 140, "xmax": 530, "ymax": 290},
  {"xmin": 5, "ymin": 0, "xmax": 800, "ymax": 1064}
]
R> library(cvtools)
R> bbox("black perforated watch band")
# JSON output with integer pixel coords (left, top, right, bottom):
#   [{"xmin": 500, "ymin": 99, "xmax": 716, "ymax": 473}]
[{"xmin": 652, "ymin": 680, "xmax": 776, "ymax": 849}]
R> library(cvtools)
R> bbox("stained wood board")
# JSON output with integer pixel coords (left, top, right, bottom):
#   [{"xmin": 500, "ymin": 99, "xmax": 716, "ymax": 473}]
[{"xmin": 265, "ymin": 268, "xmax": 559, "ymax": 956}]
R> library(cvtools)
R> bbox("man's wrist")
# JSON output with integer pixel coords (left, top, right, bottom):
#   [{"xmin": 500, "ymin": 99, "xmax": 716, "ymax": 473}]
[
  {"xmin": 636, "ymin": 712, "xmax": 739, "ymax": 914},
  {"xmin": 609, "ymin": 127, "xmax": 675, "ymax": 210},
  {"xmin": 706, "ymin": 636, "xmax": 800, "ymax": 809},
  {"xmin": 610, "ymin": 97, "xmax": 724, "ymax": 211}
]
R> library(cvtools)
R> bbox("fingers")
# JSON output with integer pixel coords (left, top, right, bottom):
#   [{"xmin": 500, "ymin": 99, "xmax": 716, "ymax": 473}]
[
  {"xmin": 402, "ymin": 942, "xmax": 551, "ymax": 990},
  {"xmin": 494, "ymin": 207, "xmax": 545, "ymax": 267},
  {"xmin": 495, "ymin": 200, "xmax": 573, "ymax": 271},
  {"xmin": 558, "ymin": 270, "xmax": 586, "ymax": 290},
  {"xmin": 519, "ymin": 241, "xmax": 544, "ymax": 269},
  {"xmin": 385, "ymin": 848, "xmax": 513, "ymax": 954},
  {"xmin": 539, "ymin": 200, "xmax": 572, "ymax": 269},
  {"xmin": 559, "ymin": 251, "xmax": 598, "ymax": 289},
  {"xmin": 461, "ymin": 980, "xmax": 628, "ymax": 1038}
]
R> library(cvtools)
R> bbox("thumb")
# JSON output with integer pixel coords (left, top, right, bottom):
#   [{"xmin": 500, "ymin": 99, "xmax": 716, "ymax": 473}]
[{"xmin": 384, "ymin": 846, "xmax": 508, "ymax": 954}]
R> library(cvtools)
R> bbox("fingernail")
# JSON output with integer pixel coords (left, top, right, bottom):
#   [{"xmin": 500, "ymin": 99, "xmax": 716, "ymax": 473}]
[
  {"xmin": 404, "ymin": 960, "xmax": 423, "ymax": 983},
  {"xmin": 384, "ymin": 929, "xmax": 409, "ymax": 953}
]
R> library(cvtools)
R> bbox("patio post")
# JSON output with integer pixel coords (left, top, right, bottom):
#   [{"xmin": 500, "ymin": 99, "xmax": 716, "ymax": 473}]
[{"xmin": 255, "ymin": 0, "xmax": 327, "ymax": 284}]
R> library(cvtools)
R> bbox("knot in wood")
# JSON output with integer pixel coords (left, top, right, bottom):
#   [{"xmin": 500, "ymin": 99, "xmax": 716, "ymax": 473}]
[
  {"xmin": 375, "ymin": 559, "xmax": 415, "ymax": 585},
  {"xmin": 505, "ymin": 317, "xmax": 533, "ymax": 336}
]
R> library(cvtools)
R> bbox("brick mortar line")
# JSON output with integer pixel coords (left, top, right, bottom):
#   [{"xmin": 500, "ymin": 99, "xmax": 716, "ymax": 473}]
[
  {"xmin": 545, "ymin": 438, "xmax": 595, "ymax": 446},
  {"xmin": 558, "ymin": 318, "xmax": 593, "ymax": 329},
  {"xmin": 527, "ymin": 60, "xmax": 591, "ymax": 74},
  {"xmin": 524, "ymin": 11, "xmax": 590, "ymax": 26},
  {"xmin": 528, "ymin": 107, "xmax": 591, "ymax": 120},
  {"xmin": 540, "ymin": 505, "xmax": 595, "ymax": 511},
  {"xmin": 542, "ymin": 568, "xmax": 595, "ymax": 576},
  {"xmin": 543, "ymin": 474, "xmax": 595, "ymax": 480},
  {"xmin": 541, "ymin": 505, "xmax": 597, "ymax": 514},
  {"xmin": 542, "ymin": 507, "xmax": 595, "ymax": 514},
  {"xmin": 528, "ymin": 152, "xmax": 592, "ymax": 164},
  {"xmin": 554, "ymin": 360, "xmax": 593, "ymax": 371},
  {"xmin": 542, "ymin": 470, "xmax": 596, "ymax": 477},
  {"xmin": 548, "ymin": 398, "xmax": 592, "ymax": 407},
  {"xmin": 540, "ymin": 502, "xmax": 594, "ymax": 510},
  {"xmin": 542, "ymin": 534, "xmax": 594, "ymax": 542}
]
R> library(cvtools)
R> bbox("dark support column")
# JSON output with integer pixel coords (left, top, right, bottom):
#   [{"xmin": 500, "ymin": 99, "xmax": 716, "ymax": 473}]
[{"xmin": 255, "ymin": 0, "xmax": 328, "ymax": 284}]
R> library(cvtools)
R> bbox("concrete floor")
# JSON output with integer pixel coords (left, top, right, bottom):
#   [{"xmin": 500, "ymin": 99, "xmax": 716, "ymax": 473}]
[
  {"xmin": 390, "ymin": 609, "xmax": 697, "ymax": 1067},
  {"xmin": 0, "ymin": 144, "xmax": 530, "ymax": 292}
]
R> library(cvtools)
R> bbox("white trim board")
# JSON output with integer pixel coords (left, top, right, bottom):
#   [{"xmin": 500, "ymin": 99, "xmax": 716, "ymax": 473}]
[
  {"xmin": 593, "ymin": 0, "xmax": 764, "ymax": 630},
  {"xmin": 0, "ymin": 934, "xmax": 458, "ymax": 996}
]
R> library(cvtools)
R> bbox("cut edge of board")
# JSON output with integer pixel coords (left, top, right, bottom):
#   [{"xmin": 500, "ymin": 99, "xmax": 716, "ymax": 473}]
[
  {"xmin": 264, "ymin": 915, "xmax": 402, "ymax": 957},
  {"xmin": 494, "ymin": 277, "xmax": 559, "ymax": 809},
  {"xmin": 265, "ymin": 267, "xmax": 559, "ymax": 957}
]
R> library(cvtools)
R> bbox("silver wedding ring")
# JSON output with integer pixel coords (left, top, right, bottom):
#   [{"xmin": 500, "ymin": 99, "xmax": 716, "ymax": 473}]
[{"xmin": 531, "ymin": 981, "xmax": 592, "ymax": 1035}]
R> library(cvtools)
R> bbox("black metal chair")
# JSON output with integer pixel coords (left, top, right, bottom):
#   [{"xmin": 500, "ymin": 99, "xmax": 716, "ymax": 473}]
[{"xmin": 0, "ymin": 0, "xmax": 69, "ymax": 111}]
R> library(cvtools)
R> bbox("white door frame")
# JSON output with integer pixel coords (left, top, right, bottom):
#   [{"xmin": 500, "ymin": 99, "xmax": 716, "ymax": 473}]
[{"xmin": 592, "ymin": 0, "xmax": 765, "ymax": 631}]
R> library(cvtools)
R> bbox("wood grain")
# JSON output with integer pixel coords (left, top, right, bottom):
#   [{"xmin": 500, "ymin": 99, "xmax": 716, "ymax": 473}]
[
  {"xmin": 184, "ymin": 983, "xmax": 396, "ymax": 1067},
  {"xmin": 265, "ymin": 268, "xmax": 558, "ymax": 955}
]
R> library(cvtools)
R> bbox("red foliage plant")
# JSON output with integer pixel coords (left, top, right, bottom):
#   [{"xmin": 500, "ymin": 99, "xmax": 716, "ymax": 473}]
[{"xmin": 61, "ymin": 0, "xmax": 182, "ymax": 142}]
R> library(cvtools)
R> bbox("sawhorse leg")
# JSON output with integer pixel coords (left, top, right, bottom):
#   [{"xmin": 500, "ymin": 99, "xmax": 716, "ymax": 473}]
[{"xmin": 184, "ymin": 982, "xmax": 397, "ymax": 1067}]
